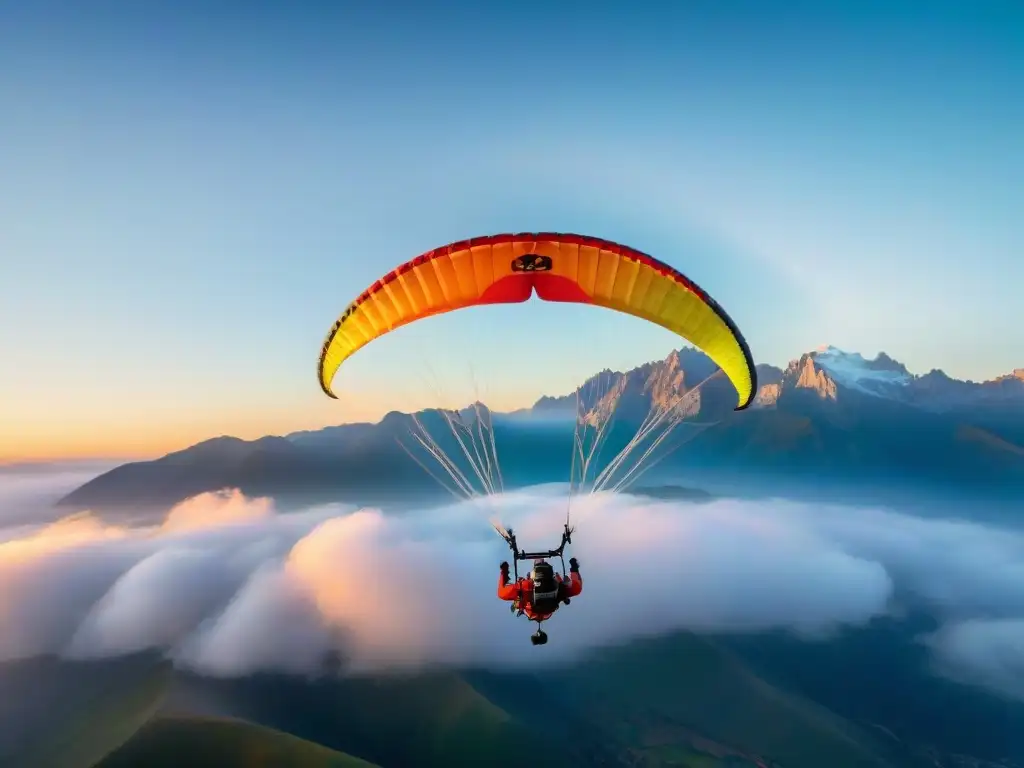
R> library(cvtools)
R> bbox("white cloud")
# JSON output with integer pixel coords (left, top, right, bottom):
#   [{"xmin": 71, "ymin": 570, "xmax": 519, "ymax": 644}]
[
  {"xmin": 926, "ymin": 618, "xmax": 1024, "ymax": 702},
  {"xmin": 0, "ymin": 481, "xmax": 1021, "ymax": 702},
  {"xmin": 0, "ymin": 463, "xmax": 116, "ymax": 527}
]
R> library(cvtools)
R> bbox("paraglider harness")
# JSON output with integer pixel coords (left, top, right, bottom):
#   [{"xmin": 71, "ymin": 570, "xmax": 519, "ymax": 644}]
[{"xmin": 500, "ymin": 523, "xmax": 574, "ymax": 619}]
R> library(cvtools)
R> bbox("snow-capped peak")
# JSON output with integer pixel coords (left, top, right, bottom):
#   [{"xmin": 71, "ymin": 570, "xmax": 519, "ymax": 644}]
[{"xmin": 808, "ymin": 346, "xmax": 912, "ymax": 397}]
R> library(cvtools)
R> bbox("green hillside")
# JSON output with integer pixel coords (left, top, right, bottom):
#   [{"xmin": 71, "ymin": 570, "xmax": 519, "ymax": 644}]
[
  {"xmin": 469, "ymin": 633, "xmax": 896, "ymax": 768},
  {"xmin": 177, "ymin": 668, "xmax": 578, "ymax": 768},
  {"xmin": 98, "ymin": 716, "xmax": 379, "ymax": 767},
  {"xmin": 174, "ymin": 632, "xmax": 900, "ymax": 768},
  {"xmin": 5, "ymin": 628, "xmax": 1012, "ymax": 768},
  {"xmin": 0, "ymin": 655, "xmax": 171, "ymax": 768}
]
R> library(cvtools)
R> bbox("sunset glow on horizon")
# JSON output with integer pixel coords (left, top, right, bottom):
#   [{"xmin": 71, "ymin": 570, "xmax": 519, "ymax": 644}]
[{"xmin": 0, "ymin": 381, "xmax": 555, "ymax": 463}]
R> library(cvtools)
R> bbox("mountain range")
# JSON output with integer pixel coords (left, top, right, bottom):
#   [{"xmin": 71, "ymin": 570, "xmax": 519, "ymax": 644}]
[{"xmin": 58, "ymin": 347, "xmax": 1024, "ymax": 512}]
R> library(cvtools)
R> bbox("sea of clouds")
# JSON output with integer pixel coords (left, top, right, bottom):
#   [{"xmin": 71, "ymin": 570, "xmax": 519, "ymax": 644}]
[{"xmin": 1, "ymin": 470, "xmax": 1022, "ymax": 702}]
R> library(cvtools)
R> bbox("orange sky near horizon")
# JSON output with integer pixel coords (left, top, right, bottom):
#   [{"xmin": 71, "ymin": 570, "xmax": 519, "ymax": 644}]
[
  {"xmin": 2, "ymin": 417, "xmax": 323, "ymax": 463},
  {"xmin": 0, "ymin": 387, "xmax": 536, "ymax": 464}
]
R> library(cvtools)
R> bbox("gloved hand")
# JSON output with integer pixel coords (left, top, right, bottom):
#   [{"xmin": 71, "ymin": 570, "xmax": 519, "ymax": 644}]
[
  {"xmin": 569, "ymin": 557, "xmax": 580, "ymax": 573},
  {"xmin": 500, "ymin": 561, "xmax": 510, "ymax": 573}
]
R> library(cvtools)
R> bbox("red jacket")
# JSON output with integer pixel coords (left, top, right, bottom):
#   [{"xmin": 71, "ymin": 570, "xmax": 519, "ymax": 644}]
[{"xmin": 497, "ymin": 571, "xmax": 583, "ymax": 621}]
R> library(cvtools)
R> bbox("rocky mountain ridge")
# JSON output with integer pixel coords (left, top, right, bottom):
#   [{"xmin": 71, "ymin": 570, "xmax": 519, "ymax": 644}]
[{"xmin": 58, "ymin": 346, "xmax": 1024, "ymax": 511}]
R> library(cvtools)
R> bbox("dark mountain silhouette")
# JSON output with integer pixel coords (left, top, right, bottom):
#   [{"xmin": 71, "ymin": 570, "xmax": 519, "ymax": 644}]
[{"xmin": 58, "ymin": 347, "xmax": 1024, "ymax": 511}]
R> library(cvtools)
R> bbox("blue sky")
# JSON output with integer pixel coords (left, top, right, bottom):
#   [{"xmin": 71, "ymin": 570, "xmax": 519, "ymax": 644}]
[{"xmin": 1, "ymin": 1, "xmax": 1021, "ymax": 459}]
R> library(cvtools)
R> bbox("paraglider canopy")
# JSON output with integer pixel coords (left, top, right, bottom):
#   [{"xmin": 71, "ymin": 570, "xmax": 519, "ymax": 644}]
[{"xmin": 317, "ymin": 232, "xmax": 757, "ymax": 410}]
